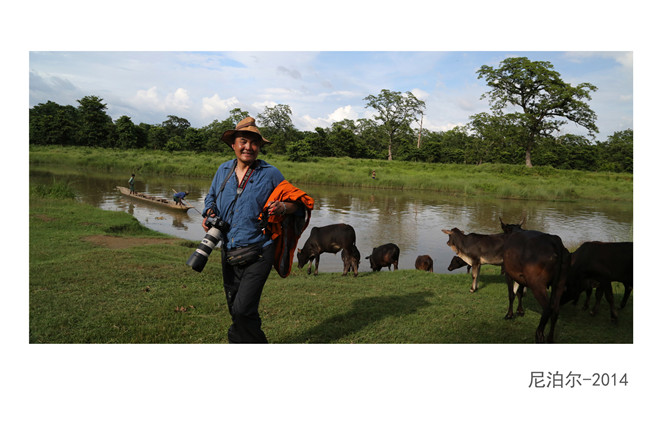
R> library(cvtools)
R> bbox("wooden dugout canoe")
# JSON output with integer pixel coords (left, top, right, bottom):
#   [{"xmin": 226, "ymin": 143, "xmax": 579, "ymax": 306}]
[{"xmin": 116, "ymin": 186, "xmax": 192, "ymax": 211}]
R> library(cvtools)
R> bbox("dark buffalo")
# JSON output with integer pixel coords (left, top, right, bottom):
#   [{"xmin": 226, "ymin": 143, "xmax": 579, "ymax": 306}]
[
  {"xmin": 501, "ymin": 230, "xmax": 570, "ymax": 343},
  {"xmin": 366, "ymin": 243, "xmax": 400, "ymax": 271},
  {"xmin": 341, "ymin": 244, "xmax": 361, "ymax": 277},
  {"xmin": 447, "ymin": 255, "xmax": 470, "ymax": 273},
  {"xmin": 415, "ymin": 255, "xmax": 434, "ymax": 272},
  {"xmin": 297, "ymin": 223, "xmax": 359, "ymax": 276},
  {"xmin": 566, "ymin": 241, "xmax": 633, "ymax": 322},
  {"xmin": 499, "ymin": 217, "xmax": 525, "ymax": 234}
]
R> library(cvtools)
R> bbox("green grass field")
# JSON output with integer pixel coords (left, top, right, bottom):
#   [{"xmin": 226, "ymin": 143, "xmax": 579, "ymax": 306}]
[{"xmin": 29, "ymin": 186, "xmax": 633, "ymax": 344}]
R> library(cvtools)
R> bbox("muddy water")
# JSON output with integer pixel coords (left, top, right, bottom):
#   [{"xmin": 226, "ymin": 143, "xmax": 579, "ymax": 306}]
[{"xmin": 31, "ymin": 166, "xmax": 633, "ymax": 274}]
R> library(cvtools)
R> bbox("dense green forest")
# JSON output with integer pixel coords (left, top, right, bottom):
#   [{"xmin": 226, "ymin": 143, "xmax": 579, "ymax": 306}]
[{"xmin": 29, "ymin": 57, "xmax": 633, "ymax": 173}]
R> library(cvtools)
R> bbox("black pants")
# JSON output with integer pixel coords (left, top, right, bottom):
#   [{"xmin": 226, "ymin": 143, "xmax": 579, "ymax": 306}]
[{"xmin": 221, "ymin": 244, "xmax": 274, "ymax": 343}]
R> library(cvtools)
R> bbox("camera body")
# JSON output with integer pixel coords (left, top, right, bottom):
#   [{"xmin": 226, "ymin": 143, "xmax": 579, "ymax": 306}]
[{"xmin": 186, "ymin": 216, "xmax": 230, "ymax": 272}]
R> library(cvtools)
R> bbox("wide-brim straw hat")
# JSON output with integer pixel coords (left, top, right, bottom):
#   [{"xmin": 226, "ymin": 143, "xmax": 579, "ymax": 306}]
[{"xmin": 221, "ymin": 116, "xmax": 271, "ymax": 146}]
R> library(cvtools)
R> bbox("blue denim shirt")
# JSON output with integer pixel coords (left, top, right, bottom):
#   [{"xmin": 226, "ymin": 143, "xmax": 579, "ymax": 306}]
[{"xmin": 204, "ymin": 159, "xmax": 284, "ymax": 250}]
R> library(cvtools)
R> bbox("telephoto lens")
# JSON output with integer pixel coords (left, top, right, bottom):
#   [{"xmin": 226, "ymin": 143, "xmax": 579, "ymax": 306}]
[{"xmin": 186, "ymin": 217, "xmax": 227, "ymax": 272}]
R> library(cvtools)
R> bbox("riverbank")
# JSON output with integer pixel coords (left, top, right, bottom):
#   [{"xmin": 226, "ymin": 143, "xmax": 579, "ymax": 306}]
[
  {"xmin": 29, "ymin": 185, "xmax": 633, "ymax": 343},
  {"xmin": 29, "ymin": 145, "xmax": 633, "ymax": 202}
]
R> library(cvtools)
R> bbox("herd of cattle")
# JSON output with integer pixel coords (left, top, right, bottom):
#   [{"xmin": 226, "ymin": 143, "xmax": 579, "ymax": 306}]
[{"xmin": 295, "ymin": 219, "xmax": 633, "ymax": 343}]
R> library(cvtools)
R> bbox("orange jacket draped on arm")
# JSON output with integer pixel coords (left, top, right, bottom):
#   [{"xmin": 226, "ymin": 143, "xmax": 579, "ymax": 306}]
[{"xmin": 260, "ymin": 180, "xmax": 314, "ymax": 278}]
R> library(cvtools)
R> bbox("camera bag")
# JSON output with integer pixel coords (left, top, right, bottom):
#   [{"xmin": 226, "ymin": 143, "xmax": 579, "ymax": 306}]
[{"xmin": 225, "ymin": 243, "xmax": 263, "ymax": 266}]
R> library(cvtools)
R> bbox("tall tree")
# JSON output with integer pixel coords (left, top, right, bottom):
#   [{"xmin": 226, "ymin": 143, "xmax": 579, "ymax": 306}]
[
  {"xmin": 29, "ymin": 101, "xmax": 79, "ymax": 145},
  {"xmin": 161, "ymin": 115, "xmax": 191, "ymax": 139},
  {"xmin": 77, "ymin": 96, "xmax": 113, "ymax": 147},
  {"xmin": 257, "ymin": 104, "xmax": 294, "ymax": 152},
  {"xmin": 477, "ymin": 57, "xmax": 598, "ymax": 167},
  {"xmin": 598, "ymin": 129, "xmax": 633, "ymax": 173},
  {"xmin": 328, "ymin": 119, "xmax": 362, "ymax": 158},
  {"xmin": 115, "ymin": 116, "xmax": 139, "ymax": 149},
  {"xmin": 228, "ymin": 108, "xmax": 250, "ymax": 125},
  {"xmin": 364, "ymin": 89, "xmax": 425, "ymax": 160}
]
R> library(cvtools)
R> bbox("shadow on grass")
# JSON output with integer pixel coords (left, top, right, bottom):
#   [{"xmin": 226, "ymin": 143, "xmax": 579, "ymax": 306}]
[{"xmin": 280, "ymin": 290, "xmax": 434, "ymax": 343}]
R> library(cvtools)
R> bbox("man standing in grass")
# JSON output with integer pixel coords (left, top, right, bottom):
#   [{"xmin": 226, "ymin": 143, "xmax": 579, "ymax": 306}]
[{"xmin": 202, "ymin": 117, "xmax": 313, "ymax": 343}]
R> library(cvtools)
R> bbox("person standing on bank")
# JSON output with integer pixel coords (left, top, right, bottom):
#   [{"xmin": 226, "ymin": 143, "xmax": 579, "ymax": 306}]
[{"xmin": 202, "ymin": 117, "xmax": 313, "ymax": 343}]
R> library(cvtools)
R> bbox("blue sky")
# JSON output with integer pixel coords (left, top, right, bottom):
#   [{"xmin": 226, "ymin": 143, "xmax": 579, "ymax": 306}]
[{"xmin": 29, "ymin": 50, "xmax": 632, "ymax": 141}]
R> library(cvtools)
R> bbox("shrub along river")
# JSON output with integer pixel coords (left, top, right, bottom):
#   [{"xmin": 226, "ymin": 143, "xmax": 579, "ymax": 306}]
[{"xmin": 31, "ymin": 166, "xmax": 633, "ymax": 274}]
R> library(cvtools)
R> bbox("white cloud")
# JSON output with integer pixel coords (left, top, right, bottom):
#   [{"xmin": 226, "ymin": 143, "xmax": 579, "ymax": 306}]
[
  {"xmin": 299, "ymin": 115, "xmax": 326, "ymax": 130},
  {"xmin": 133, "ymin": 86, "xmax": 192, "ymax": 113},
  {"xmin": 613, "ymin": 52, "xmax": 633, "ymax": 70},
  {"xmin": 134, "ymin": 86, "xmax": 160, "ymax": 107},
  {"xmin": 297, "ymin": 105, "xmax": 360, "ymax": 130},
  {"xmin": 328, "ymin": 105, "xmax": 358, "ymax": 122},
  {"xmin": 252, "ymin": 100, "xmax": 278, "ymax": 111},
  {"xmin": 411, "ymin": 88, "xmax": 429, "ymax": 101},
  {"xmin": 201, "ymin": 94, "xmax": 240, "ymax": 119},
  {"xmin": 166, "ymin": 88, "xmax": 191, "ymax": 111}
]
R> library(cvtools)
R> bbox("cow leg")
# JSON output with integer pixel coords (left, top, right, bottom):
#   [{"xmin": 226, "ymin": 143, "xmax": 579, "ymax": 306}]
[
  {"xmin": 313, "ymin": 255, "xmax": 320, "ymax": 276},
  {"xmin": 602, "ymin": 282, "xmax": 618, "ymax": 323},
  {"xmin": 529, "ymin": 285, "xmax": 551, "ymax": 343},
  {"xmin": 504, "ymin": 275, "xmax": 516, "ymax": 320},
  {"xmin": 470, "ymin": 263, "xmax": 481, "ymax": 293},
  {"xmin": 545, "ymin": 284, "xmax": 564, "ymax": 344},
  {"xmin": 582, "ymin": 287, "xmax": 592, "ymax": 311},
  {"xmin": 620, "ymin": 284, "xmax": 632, "ymax": 309},
  {"xmin": 545, "ymin": 305, "xmax": 560, "ymax": 344},
  {"xmin": 590, "ymin": 285, "xmax": 603, "ymax": 317},
  {"xmin": 393, "ymin": 260, "xmax": 398, "ymax": 271},
  {"xmin": 306, "ymin": 260, "xmax": 313, "ymax": 275},
  {"xmin": 515, "ymin": 283, "xmax": 525, "ymax": 316},
  {"xmin": 341, "ymin": 255, "xmax": 349, "ymax": 276}
]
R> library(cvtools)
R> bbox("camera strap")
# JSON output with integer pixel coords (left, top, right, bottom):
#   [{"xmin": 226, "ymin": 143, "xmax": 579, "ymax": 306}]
[
  {"xmin": 236, "ymin": 164, "xmax": 255, "ymax": 195},
  {"xmin": 222, "ymin": 160, "xmax": 258, "ymax": 228},
  {"xmin": 219, "ymin": 160, "xmax": 237, "ymax": 194},
  {"xmin": 219, "ymin": 159, "xmax": 256, "ymax": 196}
]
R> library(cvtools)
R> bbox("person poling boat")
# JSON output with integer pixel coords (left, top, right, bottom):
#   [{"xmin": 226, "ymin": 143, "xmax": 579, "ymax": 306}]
[
  {"xmin": 172, "ymin": 188, "xmax": 203, "ymax": 215},
  {"xmin": 173, "ymin": 190, "xmax": 189, "ymax": 206}
]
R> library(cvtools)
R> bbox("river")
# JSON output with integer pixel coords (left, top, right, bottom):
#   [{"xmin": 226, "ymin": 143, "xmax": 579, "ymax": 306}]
[{"xmin": 31, "ymin": 166, "xmax": 633, "ymax": 274}]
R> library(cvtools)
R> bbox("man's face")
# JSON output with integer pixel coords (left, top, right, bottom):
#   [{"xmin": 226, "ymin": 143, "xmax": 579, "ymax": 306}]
[{"xmin": 232, "ymin": 133, "xmax": 262, "ymax": 164}]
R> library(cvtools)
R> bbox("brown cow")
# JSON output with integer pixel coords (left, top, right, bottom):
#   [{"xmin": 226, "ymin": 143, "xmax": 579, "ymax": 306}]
[
  {"xmin": 442, "ymin": 218, "xmax": 523, "ymax": 290},
  {"xmin": 566, "ymin": 241, "xmax": 633, "ymax": 322},
  {"xmin": 297, "ymin": 223, "xmax": 359, "ymax": 276},
  {"xmin": 501, "ymin": 230, "xmax": 570, "ymax": 343},
  {"xmin": 415, "ymin": 255, "xmax": 434, "ymax": 272},
  {"xmin": 341, "ymin": 244, "xmax": 361, "ymax": 277},
  {"xmin": 441, "ymin": 228, "xmax": 508, "ymax": 292},
  {"xmin": 366, "ymin": 243, "xmax": 400, "ymax": 271}
]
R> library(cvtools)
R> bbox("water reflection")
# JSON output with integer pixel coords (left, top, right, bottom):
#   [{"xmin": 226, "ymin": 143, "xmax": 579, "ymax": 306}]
[{"xmin": 30, "ymin": 167, "xmax": 633, "ymax": 274}]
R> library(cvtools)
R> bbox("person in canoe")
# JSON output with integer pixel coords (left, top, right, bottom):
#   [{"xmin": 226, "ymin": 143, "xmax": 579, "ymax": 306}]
[
  {"xmin": 173, "ymin": 191, "xmax": 189, "ymax": 205},
  {"xmin": 128, "ymin": 173, "xmax": 136, "ymax": 194}
]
